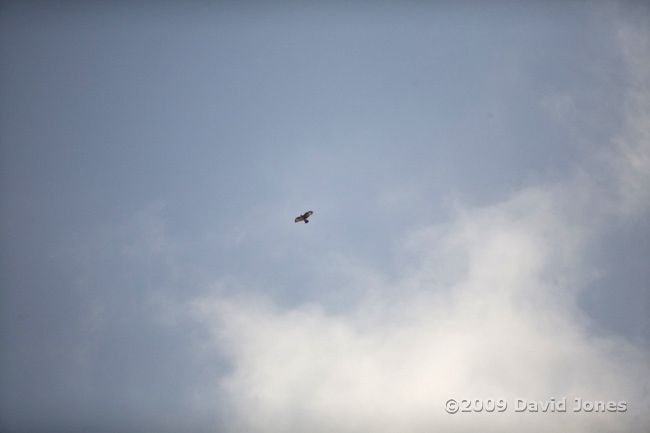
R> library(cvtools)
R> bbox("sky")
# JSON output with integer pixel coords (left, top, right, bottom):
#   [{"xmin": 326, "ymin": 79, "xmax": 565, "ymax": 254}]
[{"xmin": 1, "ymin": 1, "xmax": 649, "ymax": 432}]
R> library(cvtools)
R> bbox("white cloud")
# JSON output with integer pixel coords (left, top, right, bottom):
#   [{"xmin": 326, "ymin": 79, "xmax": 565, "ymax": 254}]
[
  {"xmin": 192, "ymin": 183, "xmax": 649, "ymax": 432},
  {"xmin": 187, "ymin": 10, "xmax": 650, "ymax": 433},
  {"xmin": 592, "ymin": 5, "xmax": 650, "ymax": 221}
]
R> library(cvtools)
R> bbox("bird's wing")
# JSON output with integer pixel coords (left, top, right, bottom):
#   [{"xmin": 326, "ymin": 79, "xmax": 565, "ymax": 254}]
[{"xmin": 295, "ymin": 215, "xmax": 305, "ymax": 222}]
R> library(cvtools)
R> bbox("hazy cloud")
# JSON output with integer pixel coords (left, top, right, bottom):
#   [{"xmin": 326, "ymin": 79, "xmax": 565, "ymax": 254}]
[
  {"xmin": 2, "ymin": 2, "xmax": 649, "ymax": 432},
  {"xmin": 188, "ymin": 13, "xmax": 650, "ymax": 433}
]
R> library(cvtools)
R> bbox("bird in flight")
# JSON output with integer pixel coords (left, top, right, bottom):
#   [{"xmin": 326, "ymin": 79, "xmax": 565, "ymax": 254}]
[{"xmin": 295, "ymin": 211, "xmax": 313, "ymax": 224}]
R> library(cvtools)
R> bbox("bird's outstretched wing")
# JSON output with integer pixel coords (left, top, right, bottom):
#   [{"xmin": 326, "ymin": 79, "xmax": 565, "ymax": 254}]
[{"xmin": 295, "ymin": 211, "xmax": 313, "ymax": 223}]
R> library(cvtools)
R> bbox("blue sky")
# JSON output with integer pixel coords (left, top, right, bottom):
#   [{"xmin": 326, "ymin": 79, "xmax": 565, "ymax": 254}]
[{"xmin": 1, "ymin": 1, "xmax": 649, "ymax": 432}]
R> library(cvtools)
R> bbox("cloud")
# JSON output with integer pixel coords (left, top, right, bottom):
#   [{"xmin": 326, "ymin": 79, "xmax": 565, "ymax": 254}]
[
  {"xmin": 185, "ymin": 10, "xmax": 650, "ymax": 433},
  {"xmin": 192, "ymin": 184, "xmax": 649, "ymax": 432},
  {"xmin": 609, "ymin": 22, "xmax": 650, "ymax": 218}
]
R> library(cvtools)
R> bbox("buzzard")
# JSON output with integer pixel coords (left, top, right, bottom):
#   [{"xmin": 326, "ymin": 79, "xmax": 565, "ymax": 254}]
[{"xmin": 295, "ymin": 211, "xmax": 313, "ymax": 224}]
